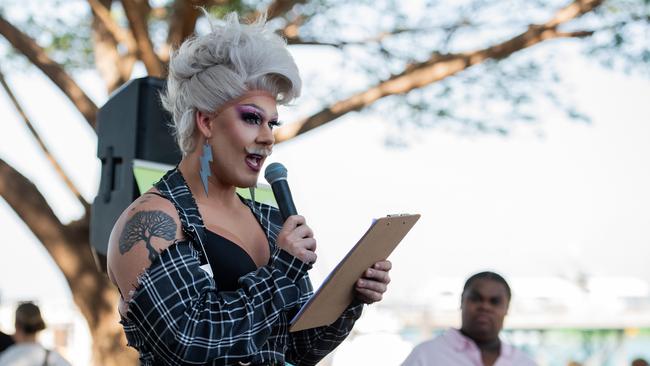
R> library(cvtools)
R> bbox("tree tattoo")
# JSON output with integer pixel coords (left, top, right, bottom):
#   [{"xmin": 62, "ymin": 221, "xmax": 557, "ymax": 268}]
[{"xmin": 119, "ymin": 210, "xmax": 176, "ymax": 263}]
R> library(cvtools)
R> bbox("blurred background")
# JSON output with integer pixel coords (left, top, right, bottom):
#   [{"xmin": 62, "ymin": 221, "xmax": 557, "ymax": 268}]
[{"xmin": 0, "ymin": 0, "xmax": 649, "ymax": 365}]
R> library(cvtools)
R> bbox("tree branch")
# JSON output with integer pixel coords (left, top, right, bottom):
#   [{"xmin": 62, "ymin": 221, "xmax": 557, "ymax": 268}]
[
  {"xmin": 285, "ymin": 25, "xmax": 441, "ymax": 48},
  {"xmin": 0, "ymin": 15, "xmax": 98, "ymax": 129},
  {"xmin": 88, "ymin": 0, "xmax": 137, "ymax": 92},
  {"xmin": 275, "ymin": 0, "xmax": 603, "ymax": 142},
  {"xmin": 87, "ymin": 0, "xmax": 136, "ymax": 48},
  {"xmin": 165, "ymin": 0, "xmax": 203, "ymax": 48},
  {"xmin": 285, "ymin": 37, "xmax": 345, "ymax": 47},
  {"xmin": 160, "ymin": 0, "xmax": 219, "ymax": 63},
  {"xmin": 0, "ymin": 70, "xmax": 90, "ymax": 210},
  {"xmin": 0, "ymin": 159, "xmax": 72, "ymax": 263},
  {"xmin": 121, "ymin": 0, "xmax": 165, "ymax": 77},
  {"xmin": 0, "ymin": 161, "xmax": 103, "ymax": 322},
  {"xmin": 0, "ymin": 158, "xmax": 123, "ymax": 352},
  {"xmin": 266, "ymin": 0, "xmax": 308, "ymax": 20},
  {"xmin": 241, "ymin": 0, "xmax": 307, "ymax": 23},
  {"xmin": 162, "ymin": 0, "xmax": 306, "ymax": 62}
]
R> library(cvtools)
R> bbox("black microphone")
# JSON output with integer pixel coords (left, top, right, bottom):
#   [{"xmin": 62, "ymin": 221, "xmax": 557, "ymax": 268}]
[{"xmin": 264, "ymin": 162, "xmax": 297, "ymax": 221}]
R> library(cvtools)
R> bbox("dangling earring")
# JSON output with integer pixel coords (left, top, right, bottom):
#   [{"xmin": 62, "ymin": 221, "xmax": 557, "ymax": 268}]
[
  {"xmin": 249, "ymin": 186, "xmax": 256, "ymax": 205},
  {"xmin": 199, "ymin": 141, "xmax": 212, "ymax": 196}
]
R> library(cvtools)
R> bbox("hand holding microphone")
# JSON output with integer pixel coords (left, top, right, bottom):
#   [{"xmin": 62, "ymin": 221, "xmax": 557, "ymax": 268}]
[
  {"xmin": 265, "ymin": 163, "xmax": 317, "ymax": 265},
  {"xmin": 276, "ymin": 215, "xmax": 317, "ymax": 265}
]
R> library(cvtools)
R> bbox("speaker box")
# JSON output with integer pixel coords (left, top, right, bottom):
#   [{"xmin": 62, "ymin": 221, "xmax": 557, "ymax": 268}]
[{"xmin": 90, "ymin": 77, "xmax": 181, "ymax": 272}]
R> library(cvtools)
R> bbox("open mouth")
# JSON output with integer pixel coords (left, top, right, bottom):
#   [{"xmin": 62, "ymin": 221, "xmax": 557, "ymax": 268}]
[{"xmin": 245, "ymin": 154, "xmax": 264, "ymax": 171}]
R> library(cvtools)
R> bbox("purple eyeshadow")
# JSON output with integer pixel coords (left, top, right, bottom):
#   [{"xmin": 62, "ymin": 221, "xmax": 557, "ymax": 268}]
[{"xmin": 236, "ymin": 104, "xmax": 263, "ymax": 116}]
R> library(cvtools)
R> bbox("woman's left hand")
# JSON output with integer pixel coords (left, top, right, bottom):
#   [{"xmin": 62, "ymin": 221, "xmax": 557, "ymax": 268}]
[{"xmin": 354, "ymin": 260, "xmax": 392, "ymax": 304}]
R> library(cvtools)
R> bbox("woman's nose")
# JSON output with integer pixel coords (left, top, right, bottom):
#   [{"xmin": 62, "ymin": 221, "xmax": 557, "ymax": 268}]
[{"xmin": 256, "ymin": 123, "xmax": 275, "ymax": 145}]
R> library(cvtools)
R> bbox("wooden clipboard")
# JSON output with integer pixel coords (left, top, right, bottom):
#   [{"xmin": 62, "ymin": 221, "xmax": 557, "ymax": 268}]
[{"xmin": 289, "ymin": 213, "xmax": 420, "ymax": 332}]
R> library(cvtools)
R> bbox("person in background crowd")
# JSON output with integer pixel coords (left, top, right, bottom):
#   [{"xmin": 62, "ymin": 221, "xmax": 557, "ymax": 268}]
[
  {"xmin": 0, "ymin": 330, "xmax": 13, "ymax": 353},
  {"xmin": 402, "ymin": 271, "xmax": 536, "ymax": 366},
  {"xmin": 0, "ymin": 302, "xmax": 71, "ymax": 366}
]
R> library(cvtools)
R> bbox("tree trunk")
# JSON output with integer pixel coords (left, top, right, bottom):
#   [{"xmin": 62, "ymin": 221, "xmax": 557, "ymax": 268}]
[
  {"xmin": 0, "ymin": 160, "xmax": 138, "ymax": 365},
  {"xmin": 122, "ymin": 0, "xmax": 165, "ymax": 77},
  {"xmin": 64, "ymin": 219, "xmax": 140, "ymax": 365},
  {"xmin": 89, "ymin": 0, "xmax": 137, "ymax": 93},
  {"xmin": 0, "ymin": 15, "xmax": 98, "ymax": 129}
]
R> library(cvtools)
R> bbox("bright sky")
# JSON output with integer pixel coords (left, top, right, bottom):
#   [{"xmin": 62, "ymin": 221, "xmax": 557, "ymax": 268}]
[
  {"xmin": 281, "ymin": 44, "xmax": 650, "ymax": 296},
  {"xmin": 0, "ymin": 33, "xmax": 649, "ymax": 334}
]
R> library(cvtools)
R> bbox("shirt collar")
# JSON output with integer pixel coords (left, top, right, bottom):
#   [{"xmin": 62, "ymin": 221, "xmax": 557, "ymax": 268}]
[
  {"xmin": 445, "ymin": 328, "xmax": 513, "ymax": 358},
  {"xmin": 445, "ymin": 328, "xmax": 474, "ymax": 352}
]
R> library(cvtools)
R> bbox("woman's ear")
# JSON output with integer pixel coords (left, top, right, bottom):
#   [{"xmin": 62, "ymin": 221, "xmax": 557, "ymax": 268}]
[{"xmin": 195, "ymin": 110, "xmax": 213, "ymax": 138}]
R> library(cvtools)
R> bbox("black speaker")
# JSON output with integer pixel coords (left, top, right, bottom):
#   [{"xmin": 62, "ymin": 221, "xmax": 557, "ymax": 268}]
[{"xmin": 90, "ymin": 77, "xmax": 181, "ymax": 272}]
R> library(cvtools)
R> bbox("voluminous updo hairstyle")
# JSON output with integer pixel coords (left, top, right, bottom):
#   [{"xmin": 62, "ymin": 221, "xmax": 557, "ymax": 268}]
[{"xmin": 161, "ymin": 12, "xmax": 302, "ymax": 156}]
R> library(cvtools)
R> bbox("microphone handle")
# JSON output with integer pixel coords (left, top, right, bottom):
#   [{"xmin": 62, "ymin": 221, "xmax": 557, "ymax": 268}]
[{"xmin": 271, "ymin": 180, "xmax": 298, "ymax": 221}]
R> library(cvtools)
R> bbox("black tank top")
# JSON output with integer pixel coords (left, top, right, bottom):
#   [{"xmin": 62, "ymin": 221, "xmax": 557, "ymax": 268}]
[
  {"xmin": 203, "ymin": 229, "xmax": 257, "ymax": 291},
  {"xmin": 144, "ymin": 192, "xmax": 257, "ymax": 291}
]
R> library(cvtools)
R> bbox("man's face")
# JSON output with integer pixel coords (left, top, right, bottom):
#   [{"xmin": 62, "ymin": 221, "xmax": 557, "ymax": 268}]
[
  {"xmin": 460, "ymin": 278, "xmax": 510, "ymax": 343},
  {"xmin": 208, "ymin": 94, "xmax": 278, "ymax": 188}
]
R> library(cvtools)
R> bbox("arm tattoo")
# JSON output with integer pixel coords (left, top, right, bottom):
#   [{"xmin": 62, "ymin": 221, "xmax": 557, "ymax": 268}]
[{"xmin": 119, "ymin": 210, "xmax": 177, "ymax": 263}]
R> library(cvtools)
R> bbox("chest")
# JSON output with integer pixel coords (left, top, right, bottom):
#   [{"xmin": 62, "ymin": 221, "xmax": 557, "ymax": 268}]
[{"xmin": 199, "ymin": 203, "xmax": 271, "ymax": 267}]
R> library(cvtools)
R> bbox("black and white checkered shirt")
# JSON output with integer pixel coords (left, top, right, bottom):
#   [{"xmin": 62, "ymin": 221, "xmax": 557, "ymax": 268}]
[{"xmin": 120, "ymin": 168, "xmax": 363, "ymax": 365}]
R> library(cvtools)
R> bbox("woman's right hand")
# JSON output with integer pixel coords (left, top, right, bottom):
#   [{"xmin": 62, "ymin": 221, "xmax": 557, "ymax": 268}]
[{"xmin": 276, "ymin": 215, "xmax": 317, "ymax": 264}]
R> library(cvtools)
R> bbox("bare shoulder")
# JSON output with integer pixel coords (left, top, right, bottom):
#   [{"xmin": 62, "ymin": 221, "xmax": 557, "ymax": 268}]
[{"xmin": 107, "ymin": 189, "xmax": 186, "ymax": 299}]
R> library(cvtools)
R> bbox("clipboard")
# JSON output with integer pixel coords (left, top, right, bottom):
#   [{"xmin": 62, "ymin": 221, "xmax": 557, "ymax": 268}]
[{"xmin": 289, "ymin": 213, "xmax": 420, "ymax": 332}]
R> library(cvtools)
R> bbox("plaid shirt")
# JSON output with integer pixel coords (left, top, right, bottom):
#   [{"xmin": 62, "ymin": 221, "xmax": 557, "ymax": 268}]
[{"xmin": 120, "ymin": 168, "xmax": 363, "ymax": 365}]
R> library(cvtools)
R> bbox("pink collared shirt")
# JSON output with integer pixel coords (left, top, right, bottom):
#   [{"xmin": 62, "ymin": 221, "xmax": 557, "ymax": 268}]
[{"xmin": 401, "ymin": 328, "xmax": 537, "ymax": 366}]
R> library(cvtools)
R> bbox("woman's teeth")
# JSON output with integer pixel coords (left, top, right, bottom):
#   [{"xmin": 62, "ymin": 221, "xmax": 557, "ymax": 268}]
[{"xmin": 246, "ymin": 154, "xmax": 262, "ymax": 167}]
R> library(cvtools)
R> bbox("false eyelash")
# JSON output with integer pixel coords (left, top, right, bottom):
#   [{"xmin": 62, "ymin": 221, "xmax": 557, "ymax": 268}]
[{"xmin": 240, "ymin": 111, "xmax": 262, "ymax": 125}]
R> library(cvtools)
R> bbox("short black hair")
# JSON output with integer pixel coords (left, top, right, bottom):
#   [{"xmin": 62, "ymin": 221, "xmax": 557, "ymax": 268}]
[
  {"xmin": 15, "ymin": 302, "xmax": 46, "ymax": 334},
  {"xmin": 462, "ymin": 271, "xmax": 511, "ymax": 300}
]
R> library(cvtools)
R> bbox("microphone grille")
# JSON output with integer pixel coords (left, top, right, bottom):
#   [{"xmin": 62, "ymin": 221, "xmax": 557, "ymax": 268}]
[{"xmin": 264, "ymin": 162, "xmax": 288, "ymax": 184}]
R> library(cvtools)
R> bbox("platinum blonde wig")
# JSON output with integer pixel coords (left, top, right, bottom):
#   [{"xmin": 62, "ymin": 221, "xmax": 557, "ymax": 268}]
[{"xmin": 161, "ymin": 12, "xmax": 302, "ymax": 155}]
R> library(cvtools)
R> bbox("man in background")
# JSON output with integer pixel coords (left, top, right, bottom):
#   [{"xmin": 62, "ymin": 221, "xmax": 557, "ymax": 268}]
[
  {"xmin": 0, "ymin": 302, "xmax": 70, "ymax": 365},
  {"xmin": 402, "ymin": 271, "xmax": 536, "ymax": 366}
]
